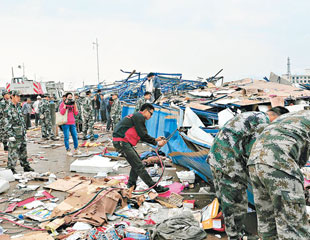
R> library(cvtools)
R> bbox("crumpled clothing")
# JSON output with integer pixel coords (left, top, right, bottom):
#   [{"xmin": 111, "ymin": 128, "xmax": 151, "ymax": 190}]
[{"xmin": 152, "ymin": 211, "xmax": 207, "ymax": 240}]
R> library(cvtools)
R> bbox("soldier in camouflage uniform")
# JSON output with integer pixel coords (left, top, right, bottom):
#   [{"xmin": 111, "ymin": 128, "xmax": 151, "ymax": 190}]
[
  {"xmin": 0, "ymin": 91, "xmax": 11, "ymax": 151},
  {"xmin": 74, "ymin": 93, "xmax": 83, "ymax": 133},
  {"xmin": 134, "ymin": 91, "xmax": 152, "ymax": 112},
  {"xmin": 110, "ymin": 93, "xmax": 122, "ymax": 128},
  {"xmin": 4, "ymin": 91, "xmax": 33, "ymax": 173},
  {"xmin": 39, "ymin": 95, "xmax": 56, "ymax": 140},
  {"xmin": 207, "ymin": 107, "xmax": 289, "ymax": 240},
  {"xmin": 82, "ymin": 90, "xmax": 95, "ymax": 141},
  {"xmin": 248, "ymin": 110, "xmax": 310, "ymax": 240}
]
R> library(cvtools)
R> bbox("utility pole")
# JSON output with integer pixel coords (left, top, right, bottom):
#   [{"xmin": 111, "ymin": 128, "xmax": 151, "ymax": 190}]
[
  {"xmin": 287, "ymin": 57, "xmax": 291, "ymax": 81},
  {"xmin": 23, "ymin": 63, "xmax": 25, "ymax": 79},
  {"xmin": 93, "ymin": 38, "xmax": 100, "ymax": 84}
]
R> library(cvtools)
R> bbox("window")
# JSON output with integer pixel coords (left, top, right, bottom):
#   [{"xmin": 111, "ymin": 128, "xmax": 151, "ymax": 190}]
[{"xmin": 297, "ymin": 77, "xmax": 299, "ymax": 79}]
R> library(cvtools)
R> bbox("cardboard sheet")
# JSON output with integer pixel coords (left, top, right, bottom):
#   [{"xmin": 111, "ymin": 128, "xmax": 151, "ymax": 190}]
[
  {"xmin": 13, "ymin": 232, "xmax": 54, "ymax": 240},
  {"xmin": 45, "ymin": 177, "xmax": 83, "ymax": 192}
]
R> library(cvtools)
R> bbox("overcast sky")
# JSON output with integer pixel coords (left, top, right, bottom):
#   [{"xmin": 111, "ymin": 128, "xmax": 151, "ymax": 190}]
[{"xmin": 0, "ymin": 0, "xmax": 309, "ymax": 89}]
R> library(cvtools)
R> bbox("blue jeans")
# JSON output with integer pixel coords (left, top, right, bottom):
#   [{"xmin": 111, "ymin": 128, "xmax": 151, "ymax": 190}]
[{"xmin": 63, "ymin": 124, "xmax": 78, "ymax": 150}]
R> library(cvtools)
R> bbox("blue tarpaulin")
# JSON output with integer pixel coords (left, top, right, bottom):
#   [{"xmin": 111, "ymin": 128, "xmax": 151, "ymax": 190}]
[
  {"xmin": 121, "ymin": 104, "xmax": 212, "ymax": 178},
  {"xmin": 120, "ymin": 104, "xmax": 254, "ymax": 205}
]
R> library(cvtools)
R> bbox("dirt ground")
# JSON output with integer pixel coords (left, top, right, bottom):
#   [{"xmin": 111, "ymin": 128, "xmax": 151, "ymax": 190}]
[{"xmin": 0, "ymin": 123, "xmax": 230, "ymax": 239}]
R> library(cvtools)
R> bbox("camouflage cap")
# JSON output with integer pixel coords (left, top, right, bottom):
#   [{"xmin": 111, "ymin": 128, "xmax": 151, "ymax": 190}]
[
  {"xmin": 2, "ymin": 90, "xmax": 11, "ymax": 96},
  {"xmin": 11, "ymin": 90, "xmax": 21, "ymax": 96}
]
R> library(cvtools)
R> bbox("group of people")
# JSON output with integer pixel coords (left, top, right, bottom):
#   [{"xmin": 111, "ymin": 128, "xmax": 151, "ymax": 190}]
[
  {"xmin": 208, "ymin": 107, "xmax": 310, "ymax": 239},
  {"xmin": 0, "ymin": 88, "xmax": 127, "ymax": 171}
]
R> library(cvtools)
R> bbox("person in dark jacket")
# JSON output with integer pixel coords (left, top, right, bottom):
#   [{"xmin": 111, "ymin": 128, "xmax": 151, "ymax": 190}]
[
  {"xmin": 112, "ymin": 103, "xmax": 169, "ymax": 194},
  {"xmin": 106, "ymin": 96, "xmax": 113, "ymax": 131},
  {"xmin": 100, "ymin": 94, "xmax": 107, "ymax": 123}
]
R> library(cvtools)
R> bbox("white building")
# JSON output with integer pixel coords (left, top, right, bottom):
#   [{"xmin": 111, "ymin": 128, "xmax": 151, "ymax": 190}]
[{"xmin": 283, "ymin": 69, "xmax": 310, "ymax": 84}]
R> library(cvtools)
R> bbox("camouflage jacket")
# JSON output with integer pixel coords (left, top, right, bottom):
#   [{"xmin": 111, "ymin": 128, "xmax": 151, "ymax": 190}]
[
  {"xmin": 110, "ymin": 98, "xmax": 122, "ymax": 120},
  {"xmin": 0, "ymin": 99, "xmax": 10, "ymax": 124},
  {"xmin": 208, "ymin": 111, "xmax": 269, "ymax": 172},
  {"xmin": 4, "ymin": 102, "xmax": 26, "ymax": 139},
  {"xmin": 248, "ymin": 110, "xmax": 310, "ymax": 183},
  {"xmin": 81, "ymin": 97, "xmax": 93, "ymax": 116},
  {"xmin": 134, "ymin": 97, "xmax": 146, "ymax": 112},
  {"xmin": 75, "ymin": 98, "xmax": 83, "ymax": 119},
  {"xmin": 38, "ymin": 99, "xmax": 51, "ymax": 119}
]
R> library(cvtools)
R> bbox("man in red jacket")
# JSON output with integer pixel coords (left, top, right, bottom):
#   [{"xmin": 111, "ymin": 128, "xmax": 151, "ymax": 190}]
[{"xmin": 113, "ymin": 103, "xmax": 169, "ymax": 193}]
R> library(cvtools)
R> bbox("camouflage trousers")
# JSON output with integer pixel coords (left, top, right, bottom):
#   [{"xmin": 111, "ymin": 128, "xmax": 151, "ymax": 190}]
[
  {"xmin": 211, "ymin": 166, "xmax": 249, "ymax": 240},
  {"xmin": 83, "ymin": 115, "xmax": 94, "ymax": 138},
  {"xmin": 0, "ymin": 126, "xmax": 7, "ymax": 141},
  {"xmin": 75, "ymin": 115, "xmax": 83, "ymax": 132},
  {"xmin": 249, "ymin": 164, "xmax": 310, "ymax": 240},
  {"xmin": 0, "ymin": 127, "xmax": 8, "ymax": 150},
  {"xmin": 40, "ymin": 118, "xmax": 54, "ymax": 138},
  {"xmin": 8, "ymin": 139, "xmax": 30, "ymax": 169}
]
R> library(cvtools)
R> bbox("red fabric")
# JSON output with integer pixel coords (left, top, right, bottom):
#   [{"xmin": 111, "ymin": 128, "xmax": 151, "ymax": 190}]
[
  {"xmin": 113, "ymin": 114, "xmax": 141, "ymax": 146},
  {"xmin": 124, "ymin": 126, "xmax": 140, "ymax": 146},
  {"xmin": 112, "ymin": 126, "xmax": 141, "ymax": 146},
  {"xmin": 59, "ymin": 102, "xmax": 78, "ymax": 125}
]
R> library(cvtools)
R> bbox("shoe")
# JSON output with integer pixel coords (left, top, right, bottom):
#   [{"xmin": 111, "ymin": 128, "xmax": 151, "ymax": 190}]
[
  {"xmin": 67, "ymin": 149, "xmax": 73, "ymax": 156},
  {"xmin": 24, "ymin": 166, "xmax": 34, "ymax": 172},
  {"xmin": 74, "ymin": 149, "xmax": 82, "ymax": 155},
  {"xmin": 82, "ymin": 136, "xmax": 88, "ymax": 140},
  {"xmin": 8, "ymin": 168, "xmax": 17, "ymax": 174},
  {"xmin": 154, "ymin": 185, "xmax": 170, "ymax": 194},
  {"xmin": 89, "ymin": 137, "xmax": 95, "ymax": 141},
  {"xmin": 51, "ymin": 137, "xmax": 58, "ymax": 141}
]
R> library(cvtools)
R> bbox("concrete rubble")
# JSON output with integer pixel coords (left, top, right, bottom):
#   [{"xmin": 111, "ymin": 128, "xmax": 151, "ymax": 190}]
[
  {"xmin": 0, "ymin": 122, "xmax": 226, "ymax": 240},
  {"xmin": 2, "ymin": 79, "xmax": 310, "ymax": 239}
]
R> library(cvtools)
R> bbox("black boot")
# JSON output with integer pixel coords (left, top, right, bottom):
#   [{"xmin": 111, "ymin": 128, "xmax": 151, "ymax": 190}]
[
  {"xmin": 154, "ymin": 185, "xmax": 170, "ymax": 194},
  {"xmin": 82, "ymin": 136, "xmax": 88, "ymax": 140},
  {"xmin": 24, "ymin": 166, "xmax": 34, "ymax": 172},
  {"xmin": 7, "ymin": 168, "xmax": 17, "ymax": 174},
  {"xmin": 3, "ymin": 141, "xmax": 8, "ymax": 151}
]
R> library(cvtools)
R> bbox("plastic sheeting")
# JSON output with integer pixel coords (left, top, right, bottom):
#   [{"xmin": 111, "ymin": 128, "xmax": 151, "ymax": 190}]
[
  {"xmin": 120, "ymin": 104, "xmax": 254, "ymax": 205},
  {"xmin": 218, "ymin": 108, "xmax": 235, "ymax": 128},
  {"xmin": 187, "ymin": 126, "xmax": 214, "ymax": 146},
  {"xmin": 121, "ymin": 105, "xmax": 211, "ymax": 179},
  {"xmin": 182, "ymin": 107, "xmax": 204, "ymax": 128}
]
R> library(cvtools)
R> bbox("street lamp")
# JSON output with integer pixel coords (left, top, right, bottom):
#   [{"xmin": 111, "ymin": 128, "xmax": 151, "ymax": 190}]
[{"xmin": 92, "ymin": 38, "xmax": 100, "ymax": 84}]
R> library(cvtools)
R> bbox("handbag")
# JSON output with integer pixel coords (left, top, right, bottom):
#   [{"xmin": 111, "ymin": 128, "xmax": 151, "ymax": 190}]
[{"xmin": 56, "ymin": 109, "xmax": 68, "ymax": 125}]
